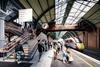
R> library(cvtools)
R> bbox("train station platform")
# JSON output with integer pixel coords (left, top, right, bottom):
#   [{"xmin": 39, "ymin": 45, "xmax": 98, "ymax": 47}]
[
  {"xmin": 0, "ymin": 48, "xmax": 100, "ymax": 67},
  {"xmin": 30, "ymin": 49, "xmax": 54, "ymax": 67},
  {"xmin": 30, "ymin": 48, "xmax": 100, "ymax": 67},
  {"xmin": 0, "ymin": 0, "xmax": 100, "ymax": 67},
  {"xmin": 0, "ymin": 35, "xmax": 100, "ymax": 67},
  {"xmin": 51, "ymin": 49, "xmax": 100, "ymax": 67}
]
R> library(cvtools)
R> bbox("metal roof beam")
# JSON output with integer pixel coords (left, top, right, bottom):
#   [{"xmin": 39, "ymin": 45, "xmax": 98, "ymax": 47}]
[
  {"xmin": 58, "ymin": 0, "xmax": 75, "ymax": 38},
  {"xmin": 62, "ymin": 32, "xmax": 72, "ymax": 39},
  {"xmin": 46, "ymin": 0, "xmax": 52, "ymax": 20},
  {"xmin": 36, "ymin": 4, "xmax": 55, "ymax": 22},
  {"xmin": 37, "ymin": 0, "xmax": 48, "ymax": 22},
  {"xmin": 26, "ymin": 0, "xmax": 39, "ymax": 18},
  {"xmin": 10, "ymin": 0, "xmax": 22, "ymax": 9},
  {"xmin": 62, "ymin": 0, "xmax": 75, "ymax": 25}
]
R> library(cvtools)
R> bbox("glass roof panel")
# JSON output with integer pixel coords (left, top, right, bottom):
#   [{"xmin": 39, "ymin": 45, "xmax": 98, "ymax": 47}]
[
  {"xmin": 62, "ymin": 3, "xmax": 67, "ymax": 9},
  {"xmin": 83, "ymin": 6, "xmax": 91, "ymax": 12},
  {"xmin": 77, "ymin": 1, "xmax": 83, "ymax": 3},
  {"xmin": 69, "ymin": 13, "xmax": 75, "ymax": 16},
  {"xmin": 73, "ymin": 18, "xmax": 80, "ymax": 23},
  {"xmin": 55, "ymin": 0, "xmax": 67, "ymax": 24},
  {"xmin": 88, "ymin": 2, "xmax": 96, "ymax": 7},
  {"xmin": 73, "ymin": 2, "xmax": 81, "ymax": 9},
  {"xmin": 70, "ymin": 8, "xmax": 78, "ymax": 13},
  {"xmin": 79, "ymin": 5, "xmax": 85, "ymax": 10},
  {"xmin": 79, "ymin": 12, "xmax": 86, "ymax": 17},
  {"xmin": 65, "ymin": 0, "xmax": 98, "ymax": 25},
  {"xmin": 55, "ymin": 0, "xmax": 99, "ymax": 38},
  {"xmin": 74, "ymin": 12, "xmax": 80, "ymax": 17},
  {"xmin": 68, "ymin": 16, "xmax": 73, "ymax": 19},
  {"xmin": 83, "ymin": 1, "xmax": 88, "ymax": 5}
]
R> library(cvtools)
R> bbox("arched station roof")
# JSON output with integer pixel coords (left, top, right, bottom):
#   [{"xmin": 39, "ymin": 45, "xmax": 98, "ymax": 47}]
[{"xmin": 1, "ymin": 0, "xmax": 100, "ymax": 39}]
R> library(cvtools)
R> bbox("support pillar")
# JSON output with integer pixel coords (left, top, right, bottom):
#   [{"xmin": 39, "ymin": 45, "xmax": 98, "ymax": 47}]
[
  {"xmin": 83, "ymin": 31, "xmax": 88, "ymax": 48},
  {"xmin": 0, "ymin": 19, "xmax": 5, "ymax": 52},
  {"xmin": 97, "ymin": 28, "xmax": 100, "ymax": 49}
]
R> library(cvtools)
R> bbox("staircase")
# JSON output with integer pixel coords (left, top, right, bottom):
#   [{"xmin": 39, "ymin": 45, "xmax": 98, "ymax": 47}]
[{"xmin": 2, "ymin": 29, "xmax": 38, "ymax": 62}]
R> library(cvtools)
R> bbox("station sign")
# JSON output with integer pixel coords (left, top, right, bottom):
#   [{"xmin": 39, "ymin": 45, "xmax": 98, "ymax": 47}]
[{"xmin": 19, "ymin": 8, "xmax": 32, "ymax": 22}]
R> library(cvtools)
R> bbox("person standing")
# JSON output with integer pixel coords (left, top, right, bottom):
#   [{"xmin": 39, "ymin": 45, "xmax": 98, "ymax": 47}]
[
  {"xmin": 37, "ymin": 40, "xmax": 43, "ymax": 61},
  {"xmin": 44, "ymin": 40, "xmax": 48, "ymax": 51},
  {"xmin": 15, "ymin": 43, "xmax": 25, "ymax": 64}
]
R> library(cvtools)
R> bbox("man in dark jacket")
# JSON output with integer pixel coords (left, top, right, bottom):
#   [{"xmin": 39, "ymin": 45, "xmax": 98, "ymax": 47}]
[{"xmin": 37, "ymin": 40, "xmax": 43, "ymax": 61}]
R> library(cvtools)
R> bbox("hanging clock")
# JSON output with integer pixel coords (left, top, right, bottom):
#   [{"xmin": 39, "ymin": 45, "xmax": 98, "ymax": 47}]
[{"xmin": 42, "ymin": 23, "xmax": 49, "ymax": 29}]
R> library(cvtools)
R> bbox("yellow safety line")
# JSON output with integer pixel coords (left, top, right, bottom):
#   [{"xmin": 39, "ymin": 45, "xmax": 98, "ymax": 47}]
[{"xmin": 73, "ymin": 51, "xmax": 94, "ymax": 67}]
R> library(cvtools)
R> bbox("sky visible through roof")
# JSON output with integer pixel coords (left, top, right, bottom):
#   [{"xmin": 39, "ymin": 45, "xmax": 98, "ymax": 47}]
[{"xmin": 55, "ymin": 0, "xmax": 99, "ymax": 38}]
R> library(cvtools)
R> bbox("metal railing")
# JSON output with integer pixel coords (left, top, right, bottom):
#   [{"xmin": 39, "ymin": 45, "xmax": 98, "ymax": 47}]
[
  {"xmin": 3, "ymin": 30, "xmax": 39, "ymax": 61},
  {"xmin": 3, "ymin": 32, "xmax": 30, "ymax": 59}
]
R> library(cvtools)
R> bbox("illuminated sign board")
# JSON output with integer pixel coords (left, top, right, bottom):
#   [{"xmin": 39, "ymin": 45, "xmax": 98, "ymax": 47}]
[{"xmin": 19, "ymin": 9, "xmax": 32, "ymax": 22}]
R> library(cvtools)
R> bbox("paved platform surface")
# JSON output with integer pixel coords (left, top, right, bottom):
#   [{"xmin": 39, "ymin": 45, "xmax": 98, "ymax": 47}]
[
  {"xmin": 30, "ymin": 49, "xmax": 54, "ymax": 67},
  {"xmin": 0, "ymin": 62, "xmax": 32, "ymax": 67},
  {"xmin": 0, "ymin": 49, "xmax": 100, "ymax": 67},
  {"xmin": 51, "ymin": 49, "xmax": 100, "ymax": 67}
]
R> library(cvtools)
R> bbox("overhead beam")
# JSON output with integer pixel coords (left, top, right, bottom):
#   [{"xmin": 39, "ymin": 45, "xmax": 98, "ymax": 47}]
[
  {"xmin": 45, "ymin": 29, "xmax": 84, "ymax": 32},
  {"xmin": 58, "ymin": 0, "xmax": 75, "ymax": 37},
  {"xmin": 44, "ymin": 24, "xmax": 84, "ymax": 32},
  {"xmin": 37, "ymin": 0, "xmax": 48, "ymax": 22},
  {"xmin": 46, "ymin": 0, "xmax": 52, "ymax": 20},
  {"xmin": 54, "ymin": 24, "xmax": 78, "ymax": 29},
  {"xmin": 62, "ymin": 0, "xmax": 75, "ymax": 25},
  {"xmin": 26, "ymin": 0, "xmax": 39, "ymax": 18}
]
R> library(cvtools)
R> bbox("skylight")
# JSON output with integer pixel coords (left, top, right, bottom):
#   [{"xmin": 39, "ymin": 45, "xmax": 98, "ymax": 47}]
[
  {"xmin": 55, "ymin": 0, "xmax": 67, "ymax": 24},
  {"xmin": 65, "ymin": 0, "xmax": 99, "ymax": 24},
  {"xmin": 57, "ymin": 0, "xmax": 99, "ymax": 38}
]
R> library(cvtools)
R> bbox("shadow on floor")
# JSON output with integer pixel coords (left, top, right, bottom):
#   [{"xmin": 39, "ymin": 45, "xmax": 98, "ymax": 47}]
[
  {"xmin": 83, "ymin": 48, "xmax": 100, "ymax": 60},
  {"xmin": 0, "ymin": 62, "xmax": 32, "ymax": 67}
]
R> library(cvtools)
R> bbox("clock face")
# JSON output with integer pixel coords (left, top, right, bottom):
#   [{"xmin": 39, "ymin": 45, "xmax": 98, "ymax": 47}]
[{"xmin": 42, "ymin": 23, "xmax": 49, "ymax": 29}]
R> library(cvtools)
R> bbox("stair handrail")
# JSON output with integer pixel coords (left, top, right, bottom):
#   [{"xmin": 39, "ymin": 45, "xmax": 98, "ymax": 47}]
[
  {"xmin": 3, "ymin": 32, "xmax": 30, "ymax": 60},
  {"xmin": 4, "ymin": 32, "xmax": 30, "ymax": 53}
]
